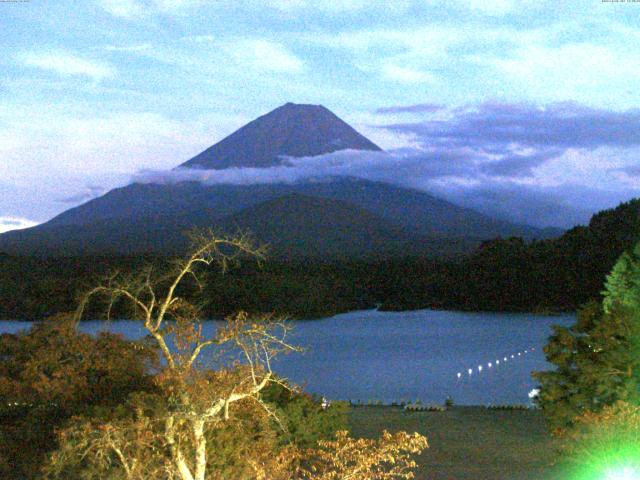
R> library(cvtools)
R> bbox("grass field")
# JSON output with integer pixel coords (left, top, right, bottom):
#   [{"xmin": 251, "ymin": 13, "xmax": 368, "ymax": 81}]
[{"xmin": 348, "ymin": 406, "xmax": 568, "ymax": 480}]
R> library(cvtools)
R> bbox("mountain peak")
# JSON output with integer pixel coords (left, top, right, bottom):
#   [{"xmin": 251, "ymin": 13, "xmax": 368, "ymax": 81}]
[
  {"xmin": 281, "ymin": 101, "xmax": 321, "ymax": 108},
  {"xmin": 179, "ymin": 103, "xmax": 381, "ymax": 170}
]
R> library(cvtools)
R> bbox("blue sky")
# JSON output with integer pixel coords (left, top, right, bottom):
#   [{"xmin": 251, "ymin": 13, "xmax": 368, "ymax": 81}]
[{"xmin": 1, "ymin": 0, "xmax": 640, "ymax": 231}]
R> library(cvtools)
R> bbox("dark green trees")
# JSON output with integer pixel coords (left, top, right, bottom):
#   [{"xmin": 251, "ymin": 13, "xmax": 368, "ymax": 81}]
[{"xmin": 534, "ymin": 241, "xmax": 640, "ymax": 431}]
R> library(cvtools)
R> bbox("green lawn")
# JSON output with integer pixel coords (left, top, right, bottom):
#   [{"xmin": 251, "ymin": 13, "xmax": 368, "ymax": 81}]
[{"xmin": 348, "ymin": 406, "xmax": 568, "ymax": 480}]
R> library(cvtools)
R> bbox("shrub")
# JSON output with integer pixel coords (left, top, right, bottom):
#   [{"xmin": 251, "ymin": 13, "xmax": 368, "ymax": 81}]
[
  {"xmin": 404, "ymin": 403, "xmax": 445, "ymax": 412},
  {"xmin": 0, "ymin": 315, "xmax": 156, "ymax": 479},
  {"xmin": 560, "ymin": 401, "xmax": 640, "ymax": 479},
  {"xmin": 485, "ymin": 404, "xmax": 530, "ymax": 410},
  {"xmin": 533, "ymin": 241, "xmax": 640, "ymax": 431}
]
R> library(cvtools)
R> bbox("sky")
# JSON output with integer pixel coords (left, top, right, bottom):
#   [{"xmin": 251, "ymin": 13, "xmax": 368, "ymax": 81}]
[{"xmin": 1, "ymin": 0, "xmax": 639, "ymax": 232}]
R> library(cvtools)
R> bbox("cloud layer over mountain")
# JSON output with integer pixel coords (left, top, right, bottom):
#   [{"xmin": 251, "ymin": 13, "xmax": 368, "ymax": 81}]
[{"xmin": 132, "ymin": 102, "xmax": 640, "ymax": 229}]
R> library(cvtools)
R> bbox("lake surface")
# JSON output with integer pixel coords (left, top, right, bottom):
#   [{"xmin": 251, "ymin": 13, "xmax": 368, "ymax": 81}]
[{"xmin": 2, "ymin": 309, "xmax": 574, "ymax": 405}]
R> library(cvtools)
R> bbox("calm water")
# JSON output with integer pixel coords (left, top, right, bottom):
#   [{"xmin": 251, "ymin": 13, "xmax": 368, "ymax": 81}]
[{"xmin": 2, "ymin": 309, "xmax": 574, "ymax": 405}]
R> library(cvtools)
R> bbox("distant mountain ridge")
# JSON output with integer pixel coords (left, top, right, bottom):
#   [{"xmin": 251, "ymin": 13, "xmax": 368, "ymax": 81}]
[
  {"xmin": 43, "ymin": 177, "xmax": 553, "ymax": 238},
  {"xmin": 0, "ymin": 103, "xmax": 561, "ymax": 257}
]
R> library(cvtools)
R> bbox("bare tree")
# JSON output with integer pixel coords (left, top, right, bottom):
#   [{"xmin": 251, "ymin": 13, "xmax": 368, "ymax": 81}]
[
  {"xmin": 68, "ymin": 229, "xmax": 300, "ymax": 480},
  {"xmin": 46, "ymin": 229, "xmax": 428, "ymax": 480}
]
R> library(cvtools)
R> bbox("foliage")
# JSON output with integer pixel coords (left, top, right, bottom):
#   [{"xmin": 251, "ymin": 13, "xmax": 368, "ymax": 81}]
[
  {"xmin": 560, "ymin": 401, "xmax": 640, "ymax": 479},
  {"xmin": 41, "ymin": 230, "xmax": 427, "ymax": 480},
  {"xmin": 533, "ymin": 241, "xmax": 640, "ymax": 432},
  {"xmin": 1, "ymin": 198, "xmax": 638, "ymax": 320},
  {"xmin": 261, "ymin": 382, "xmax": 349, "ymax": 448},
  {"xmin": 0, "ymin": 315, "xmax": 156, "ymax": 479},
  {"xmin": 44, "ymin": 391, "xmax": 298, "ymax": 480},
  {"xmin": 300, "ymin": 430, "xmax": 428, "ymax": 480}
]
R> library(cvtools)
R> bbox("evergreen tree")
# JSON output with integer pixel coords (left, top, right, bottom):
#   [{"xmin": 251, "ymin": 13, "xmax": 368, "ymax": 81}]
[{"xmin": 533, "ymin": 241, "xmax": 640, "ymax": 431}]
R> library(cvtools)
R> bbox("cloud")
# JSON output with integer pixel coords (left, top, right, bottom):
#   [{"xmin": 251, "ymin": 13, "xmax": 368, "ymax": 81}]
[
  {"xmin": 131, "ymin": 101, "xmax": 640, "ymax": 228},
  {"xmin": 97, "ymin": 0, "xmax": 203, "ymax": 18},
  {"xmin": 377, "ymin": 102, "xmax": 640, "ymax": 225},
  {"xmin": 127, "ymin": 145, "xmax": 608, "ymax": 228},
  {"xmin": 614, "ymin": 164, "xmax": 640, "ymax": 181},
  {"xmin": 479, "ymin": 149, "xmax": 564, "ymax": 178},
  {"xmin": 181, "ymin": 36, "xmax": 304, "ymax": 74},
  {"xmin": 0, "ymin": 107, "xmax": 249, "ymax": 222},
  {"xmin": 59, "ymin": 185, "xmax": 106, "ymax": 204},
  {"xmin": 429, "ymin": 182, "xmax": 594, "ymax": 228},
  {"xmin": 132, "ymin": 150, "xmax": 394, "ymax": 186},
  {"xmin": 262, "ymin": 0, "xmax": 370, "ymax": 14},
  {"xmin": 263, "ymin": 0, "xmax": 514, "ymax": 16},
  {"xmin": 105, "ymin": 43, "xmax": 153, "ymax": 52},
  {"xmin": 384, "ymin": 102, "xmax": 640, "ymax": 150},
  {"xmin": 228, "ymin": 40, "xmax": 304, "ymax": 73},
  {"xmin": 381, "ymin": 65, "xmax": 435, "ymax": 83},
  {"xmin": 465, "ymin": 0, "xmax": 515, "ymax": 15},
  {"xmin": 299, "ymin": 17, "xmax": 638, "ymax": 109},
  {"xmin": 621, "ymin": 165, "xmax": 640, "ymax": 177},
  {"xmin": 376, "ymin": 103, "xmax": 445, "ymax": 115},
  {"xmin": 20, "ymin": 51, "xmax": 115, "ymax": 81},
  {"xmin": 98, "ymin": 0, "xmax": 145, "ymax": 18},
  {"xmin": 0, "ymin": 217, "xmax": 38, "ymax": 234},
  {"xmin": 491, "ymin": 43, "xmax": 640, "ymax": 82},
  {"xmin": 476, "ymin": 41, "xmax": 640, "ymax": 103}
]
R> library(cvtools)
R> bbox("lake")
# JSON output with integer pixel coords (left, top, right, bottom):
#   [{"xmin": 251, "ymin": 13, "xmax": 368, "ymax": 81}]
[{"xmin": 1, "ymin": 309, "xmax": 574, "ymax": 405}]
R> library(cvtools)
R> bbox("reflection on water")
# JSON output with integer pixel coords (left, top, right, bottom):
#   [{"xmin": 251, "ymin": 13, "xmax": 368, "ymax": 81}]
[{"xmin": 1, "ymin": 309, "xmax": 574, "ymax": 405}]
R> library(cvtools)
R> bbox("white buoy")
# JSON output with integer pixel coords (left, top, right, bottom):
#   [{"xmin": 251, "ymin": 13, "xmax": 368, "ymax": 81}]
[
  {"xmin": 488, "ymin": 362, "xmax": 492, "ymax": 368},
  {"xmin": 478, "ymin": 365, "xmax": 483, "ymax": 372},
  {"xmin": 496, "ymin": 360, "xmax": 500, "ymax": 365},
  {"xmin": 504, "ymin": 357, "xmax": 507, "ymax": 361},
  {"xmin": 457, "ymin": 372, "xmax": 462, "ymax": 379},
  {"xmin": 511, "ymin": 355, "xmax": 514, "ymax": 359},
  {"xmin": 468, "ymin": 368, "xmax": 473, "ymax": 375},
  {"xmin": 518, "ymin": 352, "xmax": 521, "ymax": 356}
]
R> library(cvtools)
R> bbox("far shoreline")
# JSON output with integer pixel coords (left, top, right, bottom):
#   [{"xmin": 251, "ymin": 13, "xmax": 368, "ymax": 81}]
[
  {"xmin": 0, "ymin": 306, "xmax": 577, "ymax": 323},
  {"xmin": 0, "ymin": 307, "xmax": 577, "ymax": 323}
]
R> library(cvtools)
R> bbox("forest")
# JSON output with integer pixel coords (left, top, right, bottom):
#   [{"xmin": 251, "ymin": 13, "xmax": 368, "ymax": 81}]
[{"xmin": 1, "ymin": 198, "xmax": 638, "ymax": 320}]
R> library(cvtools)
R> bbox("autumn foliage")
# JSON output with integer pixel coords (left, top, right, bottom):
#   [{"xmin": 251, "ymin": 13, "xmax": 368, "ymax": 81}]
[
  {"xmin": 0, "ymin": 314, "xmax": 156, "ymax": 479},
  {"xmin": 12, "ymin": 230, "xmax": 429, "ymax": 480},
  {"xmin": 560, "ymin": 401, "xmax": 640, "ymax": 477}
]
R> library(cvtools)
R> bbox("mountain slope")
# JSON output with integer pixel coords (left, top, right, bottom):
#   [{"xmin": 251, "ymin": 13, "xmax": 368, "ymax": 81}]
[
  {"xmin": 43, "ymin": 177, "xmax": 554, "ymax": 238},
  {"xmin": 218, "ymin": 193, "xmax": 424, "ymax": 258},
  {"xmin": 181, "ymin": 103, "xmax": 381, "ymax": 169},
  {"xmin": 0, "ymin": 103, "xmax": 560, "ymax": 257},
  {"xmin": 0, "ymin": 193, "xmax": 445, "ymax": 258}
]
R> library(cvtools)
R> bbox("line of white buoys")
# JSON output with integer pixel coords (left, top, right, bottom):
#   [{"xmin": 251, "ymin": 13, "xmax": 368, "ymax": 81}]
[{"xmin": 456, "ymin": 346, "xmax": 540, "ymax": 379}]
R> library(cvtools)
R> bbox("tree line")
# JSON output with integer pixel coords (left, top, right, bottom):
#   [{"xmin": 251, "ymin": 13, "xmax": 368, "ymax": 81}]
[{"xmin": 1, "ymin": 199, "xmax": 638, "ymax": 320}]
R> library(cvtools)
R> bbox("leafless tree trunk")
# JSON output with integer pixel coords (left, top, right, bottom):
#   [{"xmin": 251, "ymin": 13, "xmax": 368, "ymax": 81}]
[{"xmin": 75, "ymin": 229, "xmax": 299, "ymax": 480}]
